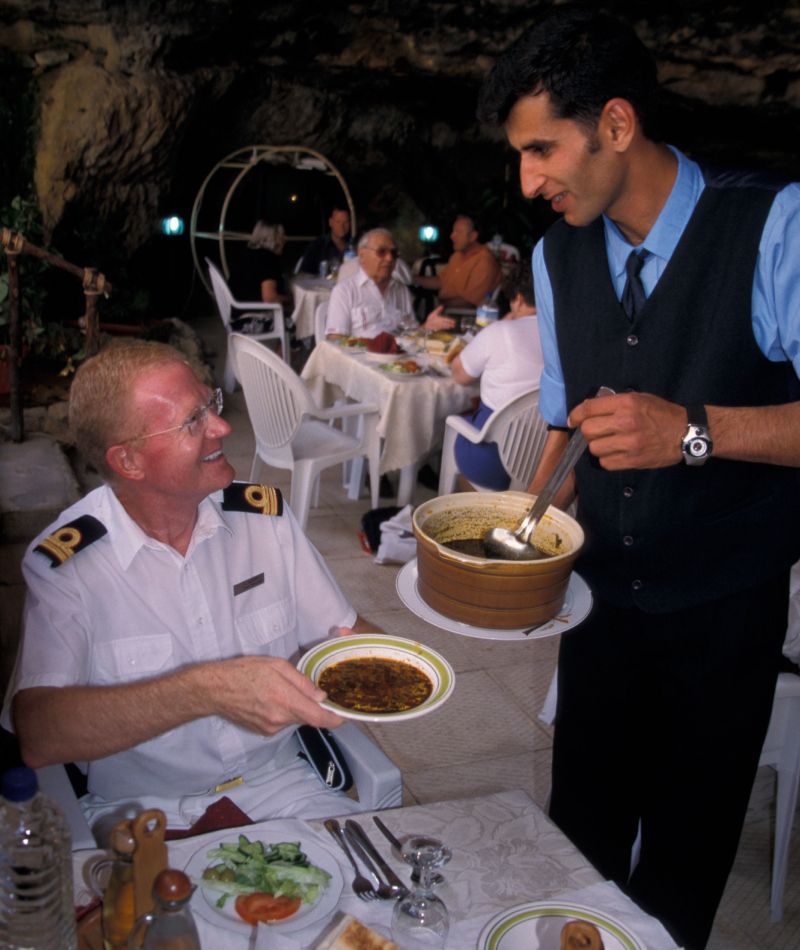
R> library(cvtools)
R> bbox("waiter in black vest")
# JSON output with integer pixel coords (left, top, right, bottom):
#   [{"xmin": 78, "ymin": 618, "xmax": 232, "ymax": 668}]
[{"xmin": 478, "ymin": 8, "xmax": 800, "ymax": 950}]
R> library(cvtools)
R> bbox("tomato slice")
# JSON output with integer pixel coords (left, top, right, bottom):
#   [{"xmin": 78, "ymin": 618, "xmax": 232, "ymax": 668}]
[{"xmin": 234, "ymin": 892, "xmax": 302, "ymax": 924}]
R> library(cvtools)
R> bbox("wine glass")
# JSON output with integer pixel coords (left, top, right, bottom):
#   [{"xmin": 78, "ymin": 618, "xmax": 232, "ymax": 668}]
[{"xmin": 391, "ymin": 836, "xmax": 452, "ymax": 949}]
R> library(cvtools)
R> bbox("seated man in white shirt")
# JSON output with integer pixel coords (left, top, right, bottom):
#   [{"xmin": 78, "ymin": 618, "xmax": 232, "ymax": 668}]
[
  {"xmin": 1, "ymin": 340, "xmax": 381, "ymax": 841},
  {"xmin": 326, "ymin": 228, "xmax": 454, "ymax": 338}
]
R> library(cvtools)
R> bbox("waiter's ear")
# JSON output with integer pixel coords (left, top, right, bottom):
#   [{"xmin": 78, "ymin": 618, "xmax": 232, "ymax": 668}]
[
  {"xmin": 106, "ymin": 443, "xmax": 146, "ymax": 482},
  {"xmin": 600, "ymin": 98, "xmax": 636, "ymax": 153}
]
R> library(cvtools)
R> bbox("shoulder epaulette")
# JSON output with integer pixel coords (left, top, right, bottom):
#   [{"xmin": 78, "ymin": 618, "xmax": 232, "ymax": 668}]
[
  {"xmin": 34, "ymin": 515, "xmax": 108, "ymax": 568},
  {"xmin": 222, "ymin": 483, "xmax": 284, "ymax": 517}
]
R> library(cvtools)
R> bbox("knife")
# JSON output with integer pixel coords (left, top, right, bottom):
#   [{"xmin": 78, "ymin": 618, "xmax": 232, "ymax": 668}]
[
  {"xmin": 372, "ymin": 815, "xmax": 403, "ymax": 852},
  {"xmin": 345, "ymin": 819, "xmax": 408, "ymax": 892}
]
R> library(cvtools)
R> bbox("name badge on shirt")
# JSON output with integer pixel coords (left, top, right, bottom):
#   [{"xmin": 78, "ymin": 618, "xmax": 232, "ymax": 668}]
[{"xmin": 233, "ymin": 573, "xmax": 265, "ymax": 597}]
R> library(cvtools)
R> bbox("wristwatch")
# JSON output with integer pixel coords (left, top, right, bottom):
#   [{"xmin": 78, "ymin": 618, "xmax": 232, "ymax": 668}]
[{"xmin": 681, "ymin": 404, "xmax": 713, "ymax": 466}]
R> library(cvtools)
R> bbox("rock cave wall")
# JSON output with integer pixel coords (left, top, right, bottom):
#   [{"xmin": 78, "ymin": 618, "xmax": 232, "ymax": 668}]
[{"xmin": 1, "ymin": 0, "xmax": 800, "ymax": 284}]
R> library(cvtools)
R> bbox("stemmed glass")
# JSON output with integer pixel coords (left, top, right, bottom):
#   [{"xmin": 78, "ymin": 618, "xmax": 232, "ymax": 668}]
[{"xmin": 391, "ymin": 836, "xmax": 452, "ymax": 948}]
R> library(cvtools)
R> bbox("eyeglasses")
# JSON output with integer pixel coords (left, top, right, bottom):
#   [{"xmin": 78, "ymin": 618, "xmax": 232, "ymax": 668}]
[
  {"xmin": 127, "ymin": 389, "xmax": 223, "ymax": 443},
  {"xmin": 364, "ymin": 246, "xmax": 399, "ymax": 259}
]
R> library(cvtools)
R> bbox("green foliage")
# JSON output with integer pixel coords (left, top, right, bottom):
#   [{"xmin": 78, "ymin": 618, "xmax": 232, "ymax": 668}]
[
  {"xmin": 1, "ymin": 194, "xmax": 85, "ymax": 374},
  {"xmin": 475, "ymin": 179, "xmax": 542, "ymax": 258}
]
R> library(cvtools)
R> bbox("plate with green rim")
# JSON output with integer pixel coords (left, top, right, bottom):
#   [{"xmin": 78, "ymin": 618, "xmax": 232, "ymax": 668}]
[
  {"xmin": 297, "ymin": 634, "xmax": 455, "ymax": 722},
  {"xmin": 478, "ymin": 901, "xmax": 647, "ymax": 950}
]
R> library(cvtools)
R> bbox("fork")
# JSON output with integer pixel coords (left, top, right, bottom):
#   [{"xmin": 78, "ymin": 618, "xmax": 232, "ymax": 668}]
[{"xmin": 324, "ymin": 818, "xmax": 376, "ymax": 901}]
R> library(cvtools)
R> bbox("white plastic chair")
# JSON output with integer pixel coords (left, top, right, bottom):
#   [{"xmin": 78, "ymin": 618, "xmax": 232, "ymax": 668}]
[
  {"xmin": 758, "ymin": 670, "xmax": 800, "ymax": 921},
  {"xmin": 314, "ymin": 300, "xmax": 329, "ymax": 346},
  {"xmin": 438, "ymin": 387, "xmax": 548, "ymax": 494},
  {"xmin": 36, "ymin": 721, "xmax": 402, "ymax": 849},
  {"xmin": 498, "ymin": 242, "xmax": 520, "ymax": 263},
  {"xmin": 230, "ymin": 333, "xmax": 380, "ymax": 529},
  {"xmin": 206, "ymin": 258, "xmax": 290, "ymax": 392}
]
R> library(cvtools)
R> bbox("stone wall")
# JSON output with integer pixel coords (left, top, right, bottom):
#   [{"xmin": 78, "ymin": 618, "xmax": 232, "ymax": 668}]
[{"xmin": 1, "ymin": 1, "xmax": 799, "ymax": 263}]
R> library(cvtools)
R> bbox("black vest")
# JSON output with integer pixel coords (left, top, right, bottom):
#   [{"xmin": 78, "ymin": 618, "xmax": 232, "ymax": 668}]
[{"xmin": 543, "ymin": 177, "xmax": 800, "ymax": 612}]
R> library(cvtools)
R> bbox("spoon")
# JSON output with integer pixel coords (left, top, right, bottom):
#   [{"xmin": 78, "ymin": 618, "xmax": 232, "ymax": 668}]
[{"xmin": 483, "ymin": 386, "xmax": 614, "ymax": 561}]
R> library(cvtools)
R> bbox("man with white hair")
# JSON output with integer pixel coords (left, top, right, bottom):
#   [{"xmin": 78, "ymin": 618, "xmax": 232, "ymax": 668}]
[{"xmin": 326, "ymin": 228, "xmax": 454, "ymax": 338}]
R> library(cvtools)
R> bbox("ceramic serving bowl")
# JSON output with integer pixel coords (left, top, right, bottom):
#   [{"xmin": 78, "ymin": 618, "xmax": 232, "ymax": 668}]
[{"xmin": 412, "ymin": 492, "xmax": 584, "ymax": 629}]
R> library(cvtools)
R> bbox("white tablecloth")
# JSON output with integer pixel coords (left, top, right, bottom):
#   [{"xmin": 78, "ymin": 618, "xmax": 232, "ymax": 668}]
[
  {"xmin": 291, "ymin": 278, "xmax": 334, "ymax": 341},
  {"xmin": 301, "ymin": 341, "xmax": 478, "ymax": 476},
  {"xmin": 73, "ymin": 790, "xmax": 679, "ymax": 950}
]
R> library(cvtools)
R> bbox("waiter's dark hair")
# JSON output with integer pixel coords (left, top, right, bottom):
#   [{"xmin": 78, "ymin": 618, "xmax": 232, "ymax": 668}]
[{"xmin": 476, "ymin": 6, "xmax": 662, "ymax": 142}]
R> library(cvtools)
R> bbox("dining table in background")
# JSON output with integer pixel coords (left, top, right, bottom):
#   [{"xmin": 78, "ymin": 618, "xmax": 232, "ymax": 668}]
[
  {"xmin": 72, "ymin": 789, "xmax": 680, "ymax": 950},
  {"xmin": 291, "ymin": 276, "xmax": 335, "ymax": 341},
  {"xmin": 301, "ymin": 340, "xmax": 479, "ymax": 507}
]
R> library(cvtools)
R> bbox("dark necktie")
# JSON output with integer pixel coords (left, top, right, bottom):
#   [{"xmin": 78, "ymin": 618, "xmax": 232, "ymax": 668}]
[{"xmin": 621, "ymin": 249, "xmax": 650, "ymax": 321}]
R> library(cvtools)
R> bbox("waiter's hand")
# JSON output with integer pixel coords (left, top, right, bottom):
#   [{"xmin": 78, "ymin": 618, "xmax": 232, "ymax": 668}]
[{"xmin": 568, "ymin": 390, "xmax": 686, "ymax": 470}]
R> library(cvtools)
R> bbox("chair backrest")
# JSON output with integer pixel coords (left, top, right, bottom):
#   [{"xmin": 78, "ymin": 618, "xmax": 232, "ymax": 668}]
[
  {"xmin": 206, "ymin": 258, "xmax": 234, "ymax": 330},
  {"xmin": 481, "ymin": 388, "xmax": 548, "ymax": 491},
  {"xmin": 499, "ymin": 243, "xmax": 520, "ymax": 263},
  {"xmin": 230, "ymin": 333, "xmax": 317, "ymax": 449},
  {"xmin": 314, "ymin": 301, "xmax": 329, "ymax": 346}
]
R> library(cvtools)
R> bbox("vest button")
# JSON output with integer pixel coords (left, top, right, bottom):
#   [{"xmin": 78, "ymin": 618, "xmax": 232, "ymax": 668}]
[
  {"xmin": 623, "ymin": 486, "xmax": 634, "ymax": 498},
  {"xmin": 623, "ymin": 535, "xmax": 634, "ymax": 545},
  {"xmin": 632, "ymin": 579, "xmax": 643, "ymax": 591},
  {"xmin": 627, "ymin": 334, "xmax": 639, "ymax": 346}
]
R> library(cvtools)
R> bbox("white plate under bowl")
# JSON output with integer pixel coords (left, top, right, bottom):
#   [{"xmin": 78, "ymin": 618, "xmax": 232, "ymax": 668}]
[
  {"xmin": 396, "ymin": 559, "xmax": 592, "ymax": 642},
  {"xmin": 297, "ymin": 634, "xmax": 455, "ymax": 722},
  {"xmin": 479, "ymin": 901, "xmax": 647, "ymax": 950},
  {"xmin": 185, "ymin": 829, "xmax": 344, "ymax": 935},
  {"xmin": 377, "ymin": 362, "xmax": 426, "ymax": 378}
]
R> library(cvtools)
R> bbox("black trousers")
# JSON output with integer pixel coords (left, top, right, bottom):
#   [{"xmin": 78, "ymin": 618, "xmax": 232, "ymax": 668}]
[{"xmin": 549, "ymin": 572, "xmax": 789, "ymax": 950}]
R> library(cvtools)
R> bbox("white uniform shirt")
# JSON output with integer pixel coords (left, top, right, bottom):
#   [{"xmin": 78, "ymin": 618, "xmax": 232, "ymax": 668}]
[
  {"xmin": 1, "ymin": 483, "xmax": 356, "ymax": 801},
  {"xmin": 459, "ymin": 315, "xmax": 545, "ymax": 410},
  {"xmin": 326, "ymin": 266, "xmax": 414, "ymax": 338}
]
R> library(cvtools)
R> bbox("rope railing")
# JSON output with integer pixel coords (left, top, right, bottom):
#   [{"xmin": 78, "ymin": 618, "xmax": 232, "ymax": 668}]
[{"xmin": 1, "ymin": 228, "xmax": 112, "ymax": 443}]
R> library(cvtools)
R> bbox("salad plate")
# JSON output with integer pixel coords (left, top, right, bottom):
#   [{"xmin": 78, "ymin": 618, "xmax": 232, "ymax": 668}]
[
  {"xmin": 478, "ymin": 901, "xmax": 646, "ymax": 950},
  {"xmin": 378, "ymin": 360, "xmax": 426, "ymax": 377},
  {"xmin": 185, "ymin": 829, "xmax": 343, "ymax": 934}
]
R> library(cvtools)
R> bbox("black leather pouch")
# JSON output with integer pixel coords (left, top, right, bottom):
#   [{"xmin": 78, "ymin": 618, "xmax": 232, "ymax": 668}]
[{"xmin": 296, "ymin": 726, "xmax": 354, "ymax": 792}]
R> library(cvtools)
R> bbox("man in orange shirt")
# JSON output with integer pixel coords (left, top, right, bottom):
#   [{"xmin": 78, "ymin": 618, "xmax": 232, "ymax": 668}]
[{"xmin": 414, "ymin": 215, "xmax": 502, "ymax": 308}]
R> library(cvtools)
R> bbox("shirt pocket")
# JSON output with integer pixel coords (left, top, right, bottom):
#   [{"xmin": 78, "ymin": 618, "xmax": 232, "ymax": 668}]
[
  {"xmin": 235, "ymin": 596, "xmax": 297, "ymax": 661},
  {"xmin": 94, "ymin": 635, "xmax": 174, "ymax": 683}
]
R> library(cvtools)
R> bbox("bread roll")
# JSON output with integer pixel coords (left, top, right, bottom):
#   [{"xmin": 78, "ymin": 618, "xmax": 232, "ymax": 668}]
[
  {"xmin": 561, "ymin": 919, "xmax": 605, "ymax": 950},
  {"xmin": 313, "ymin": 914, "xmax": 403, "ymax": 950}
]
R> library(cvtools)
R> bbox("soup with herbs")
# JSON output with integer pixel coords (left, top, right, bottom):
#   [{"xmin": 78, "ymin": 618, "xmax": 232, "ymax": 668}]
[{"xmin": 318, "ymin": 658, "xmax": 433, "ymax": 713}]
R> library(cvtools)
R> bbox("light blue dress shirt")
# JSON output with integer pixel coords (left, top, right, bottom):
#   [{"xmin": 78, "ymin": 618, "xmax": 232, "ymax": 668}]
[{"xmin": 533, "ymin": 146, "xmax": 800, "ymax": 425}]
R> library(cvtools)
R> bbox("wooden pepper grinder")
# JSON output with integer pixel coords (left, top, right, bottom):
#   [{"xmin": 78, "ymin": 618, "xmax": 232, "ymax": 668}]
[{"xmin": 131, "ymin": 809, "xmax": 168, "ymax": 921}]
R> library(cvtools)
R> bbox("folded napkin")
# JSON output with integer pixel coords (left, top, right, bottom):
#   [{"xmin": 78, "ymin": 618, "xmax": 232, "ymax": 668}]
[
  {"xmin": 165, "ymin": 796, "xmax": 253, "ymax": 840},
  {"xmin": 366, "ymin": 332, "xmax": 399, "ymax": 354},
  {"xmin": 374, "ymin": 504, "xmax": 416, "ymax": 565}
]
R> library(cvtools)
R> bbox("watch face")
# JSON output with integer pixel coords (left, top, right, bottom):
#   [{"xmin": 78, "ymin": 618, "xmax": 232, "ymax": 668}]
[{"xmin": 688, "ymin": 437, "xmax": 709, "ymax": 458}]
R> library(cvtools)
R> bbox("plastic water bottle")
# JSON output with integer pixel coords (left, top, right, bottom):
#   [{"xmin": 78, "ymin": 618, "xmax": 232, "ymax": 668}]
[
  {"xmin": 489, "ymin": 233, "xmax": 503, "ymax": 257},
  {"xmin": 343, "ymin": 240, "xmax": 357, "ymax": 262},
  {"xmin": 476, "ymin": 293, "xmax": 499, "ymax": 327},
  {"xmin": 0, "ymin": 766, "xmax": 77, "ymax": 950}
]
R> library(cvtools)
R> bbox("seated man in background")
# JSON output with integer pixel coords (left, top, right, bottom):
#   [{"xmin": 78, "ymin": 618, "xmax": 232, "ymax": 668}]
[
  {"xmin": 1, "ymin": 340, "xmax": 380, "ymax": 840},
  {"xmin": 449, "ymin": 260, "xmax": 544, "ymax": 490},
  {"xmin": 299, "ymin": 206, "xmax": 352, "ymax": 275},
  {"xmin": 413, "ymin": 215, "xmax": 502, "ymax": 309},
  {"xmin": 326, "ymin": 228, "xmax": 454, "ymax": 338}
]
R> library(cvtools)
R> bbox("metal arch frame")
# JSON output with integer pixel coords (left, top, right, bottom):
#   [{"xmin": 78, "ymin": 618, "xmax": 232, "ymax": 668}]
[{"xmin": 190, "ymin": 145, "xmax": 356, "ymax": 296}]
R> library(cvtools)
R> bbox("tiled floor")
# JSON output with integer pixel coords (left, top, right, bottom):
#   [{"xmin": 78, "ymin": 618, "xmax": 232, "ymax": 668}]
[{"xmin": 1, "ymin": 310, "xmax": 798, "ymax": 949}]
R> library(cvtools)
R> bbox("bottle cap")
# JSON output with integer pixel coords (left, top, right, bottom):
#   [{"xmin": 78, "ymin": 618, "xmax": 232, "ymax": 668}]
[
  {"xmin": 2, "ymin": 766, "xmax": 38, "ymax": 802},
  {"xmin": 153, "ymin": 869, "xmax": 193, "ymax": 906},
  {"xmin": 109, "ymin": 820, "xmax": 136, "ymax": 855}
]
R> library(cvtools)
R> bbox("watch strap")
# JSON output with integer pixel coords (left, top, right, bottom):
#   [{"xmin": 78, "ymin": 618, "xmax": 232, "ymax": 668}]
[{"xmin": 685, "ymin": 404, "xmax": 708, "ymax": 429}]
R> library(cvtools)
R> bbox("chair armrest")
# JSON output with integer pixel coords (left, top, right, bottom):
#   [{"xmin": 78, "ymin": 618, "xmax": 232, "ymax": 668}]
[
  {"xmin": 231, "ymin": 301, "xmax": 282, "ymax": 314},
  {"xmin": 334, "ymin": 722, "xmax": 402, "ymax": 811},
  {"xmin": 445, "ymin": 413, "xmax": 489, "ymax": 443},
  {"xmin": 35, "ymin": 764, "xmax": 97, "ymax": 850},
  {"xmin": 309, "ymin": 402, "xmax": 381, "ymax": 422}
]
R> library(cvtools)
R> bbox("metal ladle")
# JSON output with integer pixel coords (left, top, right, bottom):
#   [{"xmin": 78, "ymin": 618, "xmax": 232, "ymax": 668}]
[{"xmin": 483, "ymin": 387, "xmax": 614, "ymax": 561}]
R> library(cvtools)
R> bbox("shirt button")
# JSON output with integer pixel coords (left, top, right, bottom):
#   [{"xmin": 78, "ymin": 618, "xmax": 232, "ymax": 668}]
[
  {"xmin": 623, "ymin": 486, "xmax": 634, "ymax": 498},
  {"xmin": 632, "ymin": 580, "xmax": 643, "ymax": 591},
  {"xmin": 623, "ymin": 535, "xmax": 633, "ymax": 546},
  {"xmin": 627, "ymin": 334, "xmax": 639, "ymax": 346}
]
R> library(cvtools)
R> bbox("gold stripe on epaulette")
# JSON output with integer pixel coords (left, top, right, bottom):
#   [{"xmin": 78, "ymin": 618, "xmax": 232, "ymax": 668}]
[
  {"xmin": 38, "ymin": 527, "xmax": 84, "ymax": 565},
  {"xmin": 244, "ymin": 484, "xmax": 280, "ymax": 515}
]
